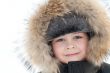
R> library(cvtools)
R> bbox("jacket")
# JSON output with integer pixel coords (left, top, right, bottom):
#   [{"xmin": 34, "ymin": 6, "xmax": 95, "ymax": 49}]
[
  {"xmin": 25, "ymin": 0, "xmax": 110, "ymax": 73},
  {"xmin": 60, "ymin": 60, "xmax": 110, "ymax": 73}
]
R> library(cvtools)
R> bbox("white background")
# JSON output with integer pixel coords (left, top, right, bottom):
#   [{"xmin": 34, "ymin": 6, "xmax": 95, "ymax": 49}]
[{"xmin": 0, "ymin": 0, "xmax": 110, "ymax": 73}]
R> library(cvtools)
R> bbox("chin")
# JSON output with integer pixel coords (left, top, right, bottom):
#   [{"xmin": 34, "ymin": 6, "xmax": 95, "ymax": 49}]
[{"xmin": 67, "ymin": 58, "xmax": 85, "ymax": 62}]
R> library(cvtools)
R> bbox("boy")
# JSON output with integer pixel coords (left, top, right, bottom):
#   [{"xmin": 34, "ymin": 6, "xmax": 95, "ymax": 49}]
[{"xmin": 26, "ymin": 0, "xmax": 110, "ymax": 73}]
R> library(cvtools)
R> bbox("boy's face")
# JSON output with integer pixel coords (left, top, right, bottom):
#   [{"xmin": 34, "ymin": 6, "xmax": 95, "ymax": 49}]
[{"xmin": 52, "ymin": 32, "xmax": 89, "ymax": 63}]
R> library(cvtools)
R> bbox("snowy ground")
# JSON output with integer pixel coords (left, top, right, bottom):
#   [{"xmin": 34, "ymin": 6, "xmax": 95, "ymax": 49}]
[{"xmin": 0, "ymin": 0, "xmax": 110, "ymax": 73}]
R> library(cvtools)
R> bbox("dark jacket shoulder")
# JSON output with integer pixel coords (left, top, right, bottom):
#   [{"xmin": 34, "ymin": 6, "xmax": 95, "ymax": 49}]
[{"xmin": 100, "ymin": 62, "xmax": 110, "ymax": 73}]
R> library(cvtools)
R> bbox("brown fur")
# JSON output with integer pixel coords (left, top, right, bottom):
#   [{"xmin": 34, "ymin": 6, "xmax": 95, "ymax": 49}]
[{"xmin": 25, "ymin": 0, "xmax": 110, "ymax": 73}]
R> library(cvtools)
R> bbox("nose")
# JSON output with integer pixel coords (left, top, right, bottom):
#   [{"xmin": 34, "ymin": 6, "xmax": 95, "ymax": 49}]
[{"xmin": 66, "ymin": 40, "xmax": 75, "ymax": 49}]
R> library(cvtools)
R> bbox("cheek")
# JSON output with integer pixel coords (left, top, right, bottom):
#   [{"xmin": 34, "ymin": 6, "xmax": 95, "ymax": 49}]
[
  {"xmin": 77, "ymin": 40, "xmax": 88, "ymax": 52},
  {"xmin": 52, "ymin": 42, "xmax": 65, "ymax": 51},
  {"xmin": 52, "ymin": 43, "xmax": 64, "ymax": 56}
]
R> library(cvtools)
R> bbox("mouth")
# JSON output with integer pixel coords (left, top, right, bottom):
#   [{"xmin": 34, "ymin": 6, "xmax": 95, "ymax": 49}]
[{"xmin": 65, "ymin": 52, "xmax": 80, "ymax": 56}]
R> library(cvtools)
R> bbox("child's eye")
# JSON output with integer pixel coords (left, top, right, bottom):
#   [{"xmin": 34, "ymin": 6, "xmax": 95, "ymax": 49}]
[
  {"xmin": 74, "ymin": 36, "xmax": 83, "ymax": 39},
  {"xmin": 55, "ymin": 38, "xmax": 64, "ymax": 42}
]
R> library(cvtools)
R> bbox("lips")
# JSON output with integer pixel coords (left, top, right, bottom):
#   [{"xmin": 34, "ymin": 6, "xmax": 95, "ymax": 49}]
[{"xmin": 65, "ymin": 52, "xmax": 80, "ymax": 56}]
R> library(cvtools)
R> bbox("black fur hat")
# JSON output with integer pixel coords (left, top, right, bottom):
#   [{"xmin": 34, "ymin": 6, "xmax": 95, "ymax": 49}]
[{"xmin": 46, "ymin": 12, "xmax": 94, "ymax": 41}]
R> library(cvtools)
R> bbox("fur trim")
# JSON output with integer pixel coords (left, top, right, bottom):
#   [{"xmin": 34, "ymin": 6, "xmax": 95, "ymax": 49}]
[{"xmin": 25, "ymin": 0, "xmax": 110, "ymax": 73}]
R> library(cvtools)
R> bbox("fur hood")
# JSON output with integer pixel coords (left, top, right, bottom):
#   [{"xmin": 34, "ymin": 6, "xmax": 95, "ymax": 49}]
[{"xmin": 25, "ymin": 0, "xmax": 110, "ymax": 73}]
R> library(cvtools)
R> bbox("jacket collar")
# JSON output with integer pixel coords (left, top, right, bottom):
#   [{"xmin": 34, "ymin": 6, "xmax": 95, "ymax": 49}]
[{"xmin": 60, "ymin": 60, "xmax": 100, "ymax": 73}]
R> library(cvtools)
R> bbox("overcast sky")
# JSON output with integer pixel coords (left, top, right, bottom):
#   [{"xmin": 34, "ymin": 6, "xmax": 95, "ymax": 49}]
[{"xmin": 0, "ymin": 0, "xmax": 110, "ymax": 73}]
